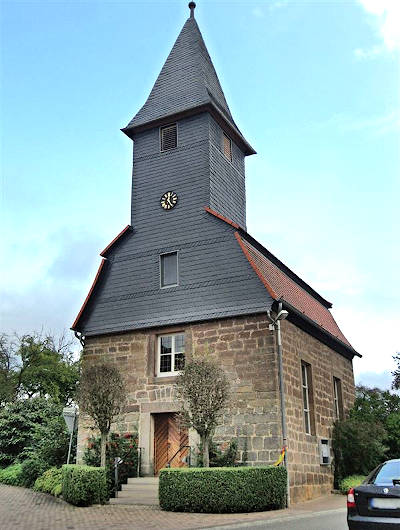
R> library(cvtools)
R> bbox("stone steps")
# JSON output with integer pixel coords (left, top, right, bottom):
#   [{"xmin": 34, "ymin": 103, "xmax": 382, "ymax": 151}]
[{"xmin": 109, "ymin": 477, "xmax": 159, "ymax": 506}]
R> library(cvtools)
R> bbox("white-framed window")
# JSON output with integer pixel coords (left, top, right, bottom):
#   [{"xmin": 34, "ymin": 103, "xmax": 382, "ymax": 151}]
[
  {"xmin": 157, "ymin": 333, "xmax": 185, "ymax": 377},
  {"xmin": 223, "ymin": 132, "xmax": 232, "ymax": 161},
  {"xmin": 160, "ymin": 251, "xmax": 178, "ymax": 288},
  {"xmin": 160, "ymin": 123, "xmax": 177, "ymax": 151},
  {"xmin": 333, "ymin": 377, "xmax": 343, "ymax": 420},
  {"xmin": 301, "ymin": 362, "xmax": 313, "ymax": 434}
]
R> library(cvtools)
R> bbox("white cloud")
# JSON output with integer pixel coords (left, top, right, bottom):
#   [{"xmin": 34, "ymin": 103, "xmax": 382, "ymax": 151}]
[{"xmin": 356, "ymin": 0, "xmax": 400, "ymax": 57}]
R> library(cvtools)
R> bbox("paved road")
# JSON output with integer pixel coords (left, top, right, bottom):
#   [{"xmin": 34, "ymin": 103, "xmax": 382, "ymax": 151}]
[
  {"xmin": 208, "ymin": 509, "xmax": 347, "ymax": 529},
  {"xmin": 0, "ymin": 484, "xmax": 347, "ymax": 530}
]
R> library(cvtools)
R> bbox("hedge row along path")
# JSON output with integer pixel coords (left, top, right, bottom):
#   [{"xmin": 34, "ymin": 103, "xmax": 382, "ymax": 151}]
[{"xmin": 1, "ymin": 484, "xmax": 345, "ymax": 530}]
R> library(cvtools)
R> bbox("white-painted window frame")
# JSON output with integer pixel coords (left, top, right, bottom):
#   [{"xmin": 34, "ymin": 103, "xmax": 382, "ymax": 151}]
[
  {"xmin": 159, "ymin": 251, "xmax": 179, "ymax": 289},
  {"xmin": 157, "ymin": 333, "xmax": 185, "ymax": 377}
]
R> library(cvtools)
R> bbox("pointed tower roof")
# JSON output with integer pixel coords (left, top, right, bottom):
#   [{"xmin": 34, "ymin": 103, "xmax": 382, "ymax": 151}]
[{"xmin": 122, "ymin": 3, "xmax": 255, "ymax": 155}]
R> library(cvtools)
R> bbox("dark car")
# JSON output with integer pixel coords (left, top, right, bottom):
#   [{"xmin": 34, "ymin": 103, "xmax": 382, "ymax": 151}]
[{"xmin": 347, "ymin": 459, "xmax": 400, "ymax": 529}]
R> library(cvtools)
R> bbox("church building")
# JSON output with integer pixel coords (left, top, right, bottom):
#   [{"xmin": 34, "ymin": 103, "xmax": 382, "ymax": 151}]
[{"xmin": 72, "ymin": 2, "xmax": 360, "ymax": 503}]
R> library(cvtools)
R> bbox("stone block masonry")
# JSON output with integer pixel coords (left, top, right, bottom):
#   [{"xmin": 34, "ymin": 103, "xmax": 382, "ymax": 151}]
[
  {"xmin": 76, "ymin": 313, "xmax": 355, "ymax": 504},
  {"xmin": 77, "ymin": 314, "xmax": 282, "ymax": 470},
  {"xmin": 281, "ymin": 319, "xmax": 355, "ymax": 503}
]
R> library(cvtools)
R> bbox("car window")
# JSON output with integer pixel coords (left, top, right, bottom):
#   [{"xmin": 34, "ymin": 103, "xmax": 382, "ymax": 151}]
[{"xmin": 369, "ymin": 461, "xmax": 400, "ymax": 485}]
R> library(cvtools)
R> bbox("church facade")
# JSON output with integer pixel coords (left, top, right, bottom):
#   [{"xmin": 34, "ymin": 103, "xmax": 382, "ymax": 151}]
[{"xmin": 73, "ymin": 3, "xmax": 360, "ymax": 503}]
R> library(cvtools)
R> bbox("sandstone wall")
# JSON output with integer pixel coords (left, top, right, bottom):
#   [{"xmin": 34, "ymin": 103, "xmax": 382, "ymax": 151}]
[
  {"xmin": 281, "ymin": 319, "xmax": 355, "ymax": 503},
  {"xmin": 76, "ymin": 314, "xmax": 282, "ymax": 471}
]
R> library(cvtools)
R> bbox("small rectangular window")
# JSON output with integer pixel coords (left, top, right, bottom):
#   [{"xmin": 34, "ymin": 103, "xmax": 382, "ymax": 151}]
[
  {"xmin": 157, "ymin": 333, "xmax": 185, "ymax": 376},
  {"xmin": 160, "ymin": 124, "xmax": 177, "ymax": 151},
  {"xmin": 333, "ymin": 377, "xmax": 343, "ymax": 420},
  {"xmin": 223, "ymin": 133, "xmax": 232, "ymax": 161},
  {"xmin": 160, "ymin": 252, "xmax": 178, "ymax": 288},
  {"xmin": 301, "ymin": 362, "xmax": 315, "ymax": 435}
]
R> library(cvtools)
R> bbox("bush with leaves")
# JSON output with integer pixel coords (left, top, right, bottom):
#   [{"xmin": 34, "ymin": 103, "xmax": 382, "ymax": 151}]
[
  {"xmin": 196, "ymin": 439, "xmax": 238, "ymax": 468},
  {"xmin": 20, "ymin": 457, "xmax": 48, "ymax": 488},
  {"xmin": 0, "ymin": 397, "xmax": 73, "ymax": 468},
  {"xmin": 0, "ymin": 464, "xmax": 23, "ymax": 486},
  {"xmin": 62, "ymin": 464, "xmax": 108, "ymax": 506},
  {"xmin": 83, "ymin": 432, "xmax": 138, "ymax": 496},
  {"xmin": 33, "ymin": 467, "xmax": 63, "ymax": 497},
  {"xmin": 332, "ymin": 417, "xmax": 387, "ymax": 486},
  {"xmin": 159, "ymin": 466, "xmax": 287, "ymax": 513},
  {"xmin": 339, "ymin": 475, "xmax": 366, "ymax": 495}
]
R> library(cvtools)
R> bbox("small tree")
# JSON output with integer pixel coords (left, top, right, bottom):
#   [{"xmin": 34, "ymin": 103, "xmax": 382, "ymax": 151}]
[
  {"xmin": 78, "ymin": 363, "xmax": 126, "ymax": 467},
  {"xmin": 392, "ymin": 352, "xmax": 400, "ymax": 390},
  {"xmin": 175, "ymin": 357, "xmax": 230, "ymax": 467}
]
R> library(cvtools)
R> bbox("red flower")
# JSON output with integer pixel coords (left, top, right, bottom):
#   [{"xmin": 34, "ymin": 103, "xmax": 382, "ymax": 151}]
[
  {"xmin": 129, "ymin": 444, "xmax": 133, "ymax": 448},
  {"xmin": 123, "ymin": 432, "xmax": 131, "ymax": 439}
]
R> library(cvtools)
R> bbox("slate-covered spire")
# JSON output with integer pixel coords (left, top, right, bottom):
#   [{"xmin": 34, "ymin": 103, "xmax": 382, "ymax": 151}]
[{"xmin": 122, "ymin": 3, "xmax": 255, "ymax": 155}]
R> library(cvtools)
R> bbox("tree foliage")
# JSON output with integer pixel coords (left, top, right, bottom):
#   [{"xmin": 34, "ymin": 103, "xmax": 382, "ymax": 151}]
[
  {"xmin": 175, "ymin": 357, "xmax": 230, "ymax": 467},
  {"xmin": 0, "ymin": 397, "xmax": 73, "ymax": 467},
  {"xmin": 77, "ymin": 363, "xmax": 127, "ymax": 467},
  {"xmin": 333, "ymin": 384, "xmax": 400, "ymax": 486},
  {"xmin": 392, "ymin": 352, "xmax": 400, "ymax": 390},
  {"xmin": 0, "ymin": 332, "xmax": 79, "ymax": 406}
]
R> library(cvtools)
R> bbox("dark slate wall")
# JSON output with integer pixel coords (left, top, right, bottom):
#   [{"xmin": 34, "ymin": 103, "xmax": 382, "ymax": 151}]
[
  {"xmin": 79, "ymin": 112, "xmax": 268, "ymax": 336},
  {"xmin": 209, "ymin": 116, "xmax": 246, "ymax": 229}
]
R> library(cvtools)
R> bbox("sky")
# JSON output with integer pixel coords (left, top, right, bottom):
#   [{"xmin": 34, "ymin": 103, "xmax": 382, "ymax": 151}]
[{"xmin": 1, "ymin": 0, "xmax": 399, "ymax": 389}]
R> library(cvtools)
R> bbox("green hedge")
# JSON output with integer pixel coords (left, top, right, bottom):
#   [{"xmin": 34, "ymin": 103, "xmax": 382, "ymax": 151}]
[
  {"xmin": 339, "ymin": 475, "xmax": 366, "ymax": 494},
  {"xmin": 0, "ymin": 464, "xmax": 23, "ymax": 486},
  {"xmin": 62, "ymin": 465, "xmax": 108, "ymax": 506},
  {"xmin": 33, "ymin": 467, "xmax": 62, "ymax": 497},
  {"xmin": 159, "ymin": 466, "xmax": 287, "ymax": 513}
]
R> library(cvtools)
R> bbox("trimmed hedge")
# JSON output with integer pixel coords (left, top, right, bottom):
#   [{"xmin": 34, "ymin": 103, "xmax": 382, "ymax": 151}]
[
  {"xmin": 0, "ymin": 464, "xmax": 23, "ymax": 486},
  {"xmin": 33, "ymin": 467, "xmax": 62, "ymax": 497},
  {"xmin": 159, "ymin": 466, "xmax": 287, "ymax": 513},
  {"xmin": 62, "ymin": 465, "xmax": 108, "ymax": 506},
  {"xmin": 339, "ymin": 475, "xmax": 366, "ymax": 494}
]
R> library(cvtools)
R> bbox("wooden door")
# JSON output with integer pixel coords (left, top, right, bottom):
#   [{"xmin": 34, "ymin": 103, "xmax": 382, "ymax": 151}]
[{"xmin": 153, "ymin": 413, "xmax": 188, "ymax": 475}]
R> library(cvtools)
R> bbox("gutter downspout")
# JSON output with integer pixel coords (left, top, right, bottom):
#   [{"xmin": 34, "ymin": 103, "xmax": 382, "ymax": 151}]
[{"xmin": 268, "ymin": 304, "xmax": 290, "ymax": 507}]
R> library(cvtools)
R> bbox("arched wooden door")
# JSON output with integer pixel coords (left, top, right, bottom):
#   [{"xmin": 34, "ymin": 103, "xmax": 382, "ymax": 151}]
[{"xmin": 153, "ymin": 413, "xmax": 188, "ymax": 475}]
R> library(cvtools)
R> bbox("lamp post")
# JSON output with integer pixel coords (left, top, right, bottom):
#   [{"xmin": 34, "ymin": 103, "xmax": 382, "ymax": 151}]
[
  {"xmin": 268, "ymin": 304, "xmax": 290, "ymax": 506},
  {"xmin": 62, "ymin": 406, "xmax": 79, "ymax": 465}
]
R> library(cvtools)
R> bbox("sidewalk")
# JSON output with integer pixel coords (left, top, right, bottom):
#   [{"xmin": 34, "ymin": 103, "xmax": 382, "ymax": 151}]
[{"xmin": 0, "ymin": 484, "xmax": 345, "ymax": 530}]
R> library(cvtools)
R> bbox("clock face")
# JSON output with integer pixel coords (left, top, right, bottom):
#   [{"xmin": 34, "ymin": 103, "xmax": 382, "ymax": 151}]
[{"xmin": 160, "ymin": 191, "xmax": 178, "ymax": 210}]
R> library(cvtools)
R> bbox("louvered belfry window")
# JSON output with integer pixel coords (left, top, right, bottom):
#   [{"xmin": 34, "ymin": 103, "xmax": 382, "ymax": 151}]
[
  {"xmin": 160, "ymin": 124, "xmax": 177, "ymax": 151},
  {"xmin": 223, "ymin": 133, "xmax": 232, "ymax": 161}
]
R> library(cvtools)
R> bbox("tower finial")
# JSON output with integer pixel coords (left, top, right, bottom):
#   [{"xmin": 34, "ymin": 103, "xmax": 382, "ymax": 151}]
[{"xmin": 188, "ymin": 2, "xmax": 196, "ymax": 18}]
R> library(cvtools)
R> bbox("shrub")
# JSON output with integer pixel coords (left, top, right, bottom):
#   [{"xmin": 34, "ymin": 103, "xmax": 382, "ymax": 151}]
[
  {"xmin": 339, "ymin": 475, "xmax": 366, "ymax": 495},
  {"xmin": 62, "ymin": 465, "xmax": 108, "ymax": 506},
  {"xmin": 33, "ymin": 467, "xmax": 62, "ymax": 496},
  {"xmin": 0, "ymin": 398, "xmax": 73, "ymax": 468},
  {"xmin": 159, "ymin": 466, "xmax": 287, "ymax": 513},
  {"xmin": 83, "ymin": 432, "xmax": 138, "ymax": 496},
  {"xmin": 20, "ymin": 457, "xmax": 48, "ymax": 488},
  {"xmin": 196, "ymin": 439, "xmax": 238, "ymax": 468},
  {"xmin": 332, "ymin": 418, "xmax": 387, "ymax": 486},
  {"xmin": 0, "ymin": 464, "xmax": 23, "ymax": 486}
]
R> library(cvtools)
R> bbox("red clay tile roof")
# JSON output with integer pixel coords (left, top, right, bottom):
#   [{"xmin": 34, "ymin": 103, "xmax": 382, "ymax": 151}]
[{"xmin": 235, "ymin": 232, "xmax": 352, "ymax": 348}]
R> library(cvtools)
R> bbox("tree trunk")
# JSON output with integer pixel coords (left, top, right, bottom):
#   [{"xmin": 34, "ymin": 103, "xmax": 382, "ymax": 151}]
[
  {"xmin": 202, "ymin": 435, "xmax": 210, "ymax": 468},
  {"xmin": 100, "ymin": 431, "xmax": 107, "ymax": 467}
]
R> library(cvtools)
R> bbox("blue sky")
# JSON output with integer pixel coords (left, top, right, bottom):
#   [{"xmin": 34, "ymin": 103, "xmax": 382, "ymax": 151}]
[{"xmin": 1, "ymin": 0, "xmax": 399, "ymax": 388}]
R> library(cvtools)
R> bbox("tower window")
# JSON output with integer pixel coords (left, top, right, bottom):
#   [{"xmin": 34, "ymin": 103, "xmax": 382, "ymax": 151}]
[
  {"xmin": 160, "ymin": 124, "xmax": 177, "ymax": 151},
  {"xmin": 160, "ymin": 252, "xmax": 178, "ymax": 288},
  {"xmin": 223, "ymin": 133, "xmax": 232, "ymax": 161},
  {"xmin": 333, "ymin": 377, "xmax": 344, "ymax": 420}
]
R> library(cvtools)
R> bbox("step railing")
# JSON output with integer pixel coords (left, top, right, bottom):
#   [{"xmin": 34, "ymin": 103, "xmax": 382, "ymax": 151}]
[{"xmin": 166, "ymin": 445, "xmax": 191, "ymax": 468}]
